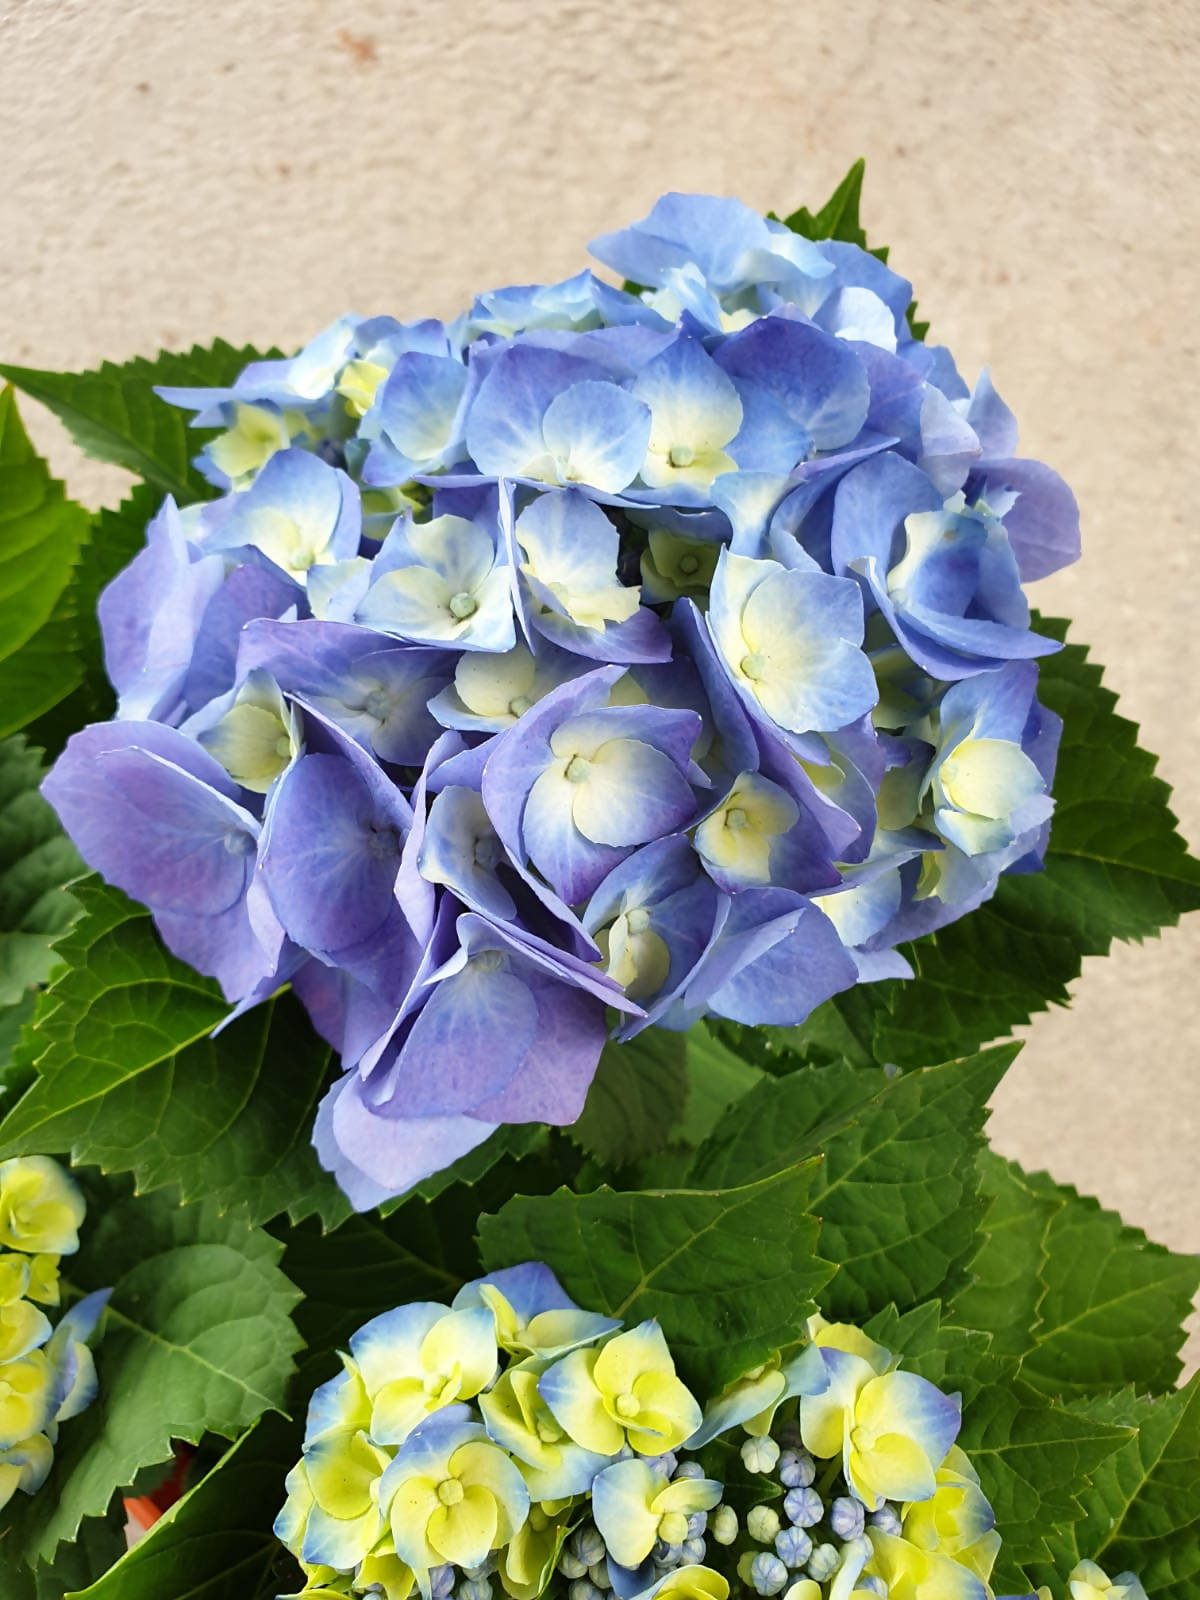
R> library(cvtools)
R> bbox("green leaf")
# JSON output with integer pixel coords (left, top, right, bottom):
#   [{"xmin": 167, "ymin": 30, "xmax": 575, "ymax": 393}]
[
  {"xmin": 869, "ymin": 1301, "xmax": 1133, "ymax": 1579},
  {"xmin": 0, "ymin": 342, "xmax": 277, "ymax": 503},
  {"xmin": 0, "ymin": 877, "xmax": 348, "ymax": 1229},
  {"xmin": 2, "ymin": 1505, "xmax": 127, "ymax": 1599},
  {"xmin": 690, "ymin": 1046, "xmax": 1015, "ymax": 1320},
  {"xmin": 950, "ymin": 1152, "xmax": 1063, "ymax": 1359},
  {"xmin": 4, "ymin": 1181, "xmax": 303, "ymax": 1567},
  {"xmin": 570, "ymin": 1029, "xmax": 689, "ymax": 1167},
  {"xmin": 781, "ymin": 157, "xmax": 870, "ymax": 249},
  {"xmin": 797, "ymin": 619, "xmax": 1200, "ymax": 1069},
  {"xmin": 1034, "ymin": 1379, "xmax": 1200, "ymax": 1599},
  {"xmin": 673, "ymin": 1020, "xmax": 764, "ymax": 1149},
  {"xmin": 0, "ymin": 388, "xmax": 90, "ymax": 740},
  {"xmin": 69, "ymin": 1413, "xmax": 304, "ymax": 1600},
  {"xmin": 0, "ymin": 737, "xmax": 82, "ymax": 1010},
  {"xmin": 955, "ymin": 1153, "xmax": 1200, "ymax": 1399},
  {"xmin": 478, "ymin": 1165, "xmax": 835, "ymax": 1394}
]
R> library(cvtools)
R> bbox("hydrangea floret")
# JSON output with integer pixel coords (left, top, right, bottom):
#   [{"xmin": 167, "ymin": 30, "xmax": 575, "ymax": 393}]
[
  {"xmin": 0, "ymin": 1157, "xmax": 109, "ymax": 1514},
  {"xmin": 40, "ymin": 192, "xmax": 1081, "ymax": 1209},
  {"xmin": 272, "ymin": 1264, "xmax": 1141, "ymax": 1600}
]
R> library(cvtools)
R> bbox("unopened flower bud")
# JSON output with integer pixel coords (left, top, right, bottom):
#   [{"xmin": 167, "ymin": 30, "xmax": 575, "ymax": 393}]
[
  {"xmin": 686, "ymin": 1512, "xmax": 708, "ymax": 1538},
  {"xmin": 778, "ymin": 1448, "xmax": 816, "ymax": 1489},
  {"xmin": 588, "ymin": 1563, "xmax": 612, "ymax": 1591},
  {"xmin": 559, "ymin": 1552, "xmax": 589, "ymax": 1580},
  {"xmin": 574, "ymin": 1528, "xmax": 606, "ymax": 1569},
  {"xmin": 711, "ymin": 1505, "xmax": 739, "ymax": 1546},
  {"xmin": 748, "ymin": 1505, "xmax": 782, "ymax": 1544},
  {"xmin": 660, "ymin": 1511, "xmax": 690, "ymax": 1546},
  {"xmin": 674, "ymin": 1458, "xmax": 704, "ymax": 1480},
  {"xmin": 750, "ymin": 1553, "xmax": 790, "ymax": 1596},
  {"xmin": 431, "ymin": 1569, "xmax": 456, "ymax": 1599},
  {"xmin": 830, "ymin": 1496, "xmax": 865, "ymax": 1540},
  {"xmin": 742, "ymin": 1434, "xmax": 781, "ymax": 1474},
  {"xmin": 868, "ymin": 1505, "xmax": 902, "ymax": 1537},
  {"xmin": 784, "ymin": 1486, "xmax": 823, "ymax": 1528},
  {"xmin": 569, "ymin": 1584, "xmax": 603, "ymax": 1600},
  {"xmin": 682, "ymin": 1537, "xmax": 707, "ymax": 1564},
  {"xmin": 807, "ymin": 1545, "xmax": 840, "ymax": 1583},
  {"xmin": 459, "ymin": 1580, "xmax": 491, "ymax": 1600},
  {"xmin": 783, "ymin": 1584, "xmax": 821, "ymax": 1600},
  {"xmin": 859, "ymin": 1580, "xmax": 887, "ymax": 1597},
  {"xmin": 775, "ymin": 1526, "xmax": 813, "ymax": 1569}
]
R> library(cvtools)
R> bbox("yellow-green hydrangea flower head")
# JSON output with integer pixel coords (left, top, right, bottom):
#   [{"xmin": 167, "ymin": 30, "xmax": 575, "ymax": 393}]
[
  {"xmin": 902, "ymin": 1445, "xmax": 1000, "ymax": 1583},
  {"xmin": 538, "ymin": 1319, "xmax": 703, "ymax": 1457},
  {"xmin": 865, "ymin": 1527, "xmax": 988, "ymax": 1600},
  {"xmin": 0, "ymin": 1350, "xmax": 58, "ymax": 1450},
  {"xmin": 1069, "ymin": 1561, "xmax": 1149, "ymax": 1600},
  {"xmin": 800, "ymin": 1348, "xmax": 961, "ymax": 1509},
  {"xmin": 0, "ymin": 1157, "xmax": 86, "ymax": 1256},
  {"xmin": 280, "ymin": 1428, "xmax": 391, "ymax": 1572},
  {"xmin": 0, "ymin": 1431, "xmax": 53, "ymax": 1514},
  {"xmin": 592, "ymin": 1456, "xmax": 723, "ymax": 1567},
  {"xmin": 348, "ymin": 1302, "xmax": 499, "ymax": 1447},
  {"xmin": 379, "ymin": 1414, "xmax": 530, "ymax": 1586}
]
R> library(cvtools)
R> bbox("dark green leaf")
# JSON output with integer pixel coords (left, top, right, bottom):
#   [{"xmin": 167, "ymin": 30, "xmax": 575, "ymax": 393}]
[
  {"xmin": 4, "ymin": 1182, "xmax": 302, "ymax": 1567},
  {"xmin": 691, "ymin": 1046, "xmax": 1015, "ymax": 1319},
  {"xmin": 674, "ymin": 1020, "xmax": 764, "ymax": 1148},
  {"xmin": 69, "ymin": 1413, "xmax": 304, "ymax": 1600},
  {"xmin": 0, "ymin": 388, "xmax": 90, "ymax": 740},
  {"xmin": 781, "ymin": 157, "xmax": 870, "ymax": 249},
  {"xmin": 0, "ymin": 877, "xmax": 347, "ymax": 1229},
  {"xmin": 0, "ymin": 737, "xmax": 81, "ymax": 1011},
  {"xmin": 0, "ymin": 342, "xmax": 277, "ymax": 503},
  {"xmin": 570, "ymin": 1029, "xmax": 689, "ymax": 1167},
  {"xmin": 1034, "ymin": 1379, "xmax": 1200, "ymax": 1599},
  {"xmin": 2, "ymin": 1503, "xmax": 127, "ymax": 1599},
  {"xmin": 478, "ymin": 1165, "xmax": 834, "ymax": 1394}
]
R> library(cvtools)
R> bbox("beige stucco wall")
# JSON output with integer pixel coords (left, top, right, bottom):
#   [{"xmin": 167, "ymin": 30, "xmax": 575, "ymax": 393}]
[{"xmin": 2, "ymin": 0, "xmax": 1197, "ymax": 1351}]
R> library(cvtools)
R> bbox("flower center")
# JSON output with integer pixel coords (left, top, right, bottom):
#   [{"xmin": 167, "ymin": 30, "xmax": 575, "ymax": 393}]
[
  {"xmin": 850, "ymin": 1423, "xmax": 878, "ymax": 1453},
  {"xmin": 223, "ymin": 830, "xmax": 254, "ymax": 856},
  {"xmin": 725, "ymin": 806, "xmax": 749, "ymax": 831},
  {"xmin": 535, "ymin": 1416, "xmax": 564, "ymax": 1444},
  {"xmin": 274, "ymin": 735, "xmax": 293, "ymax": 759},
  {"xmin": 449, "ymin": 591, "xmax": 479, "ymax": 620},
  {"xmin": 625, "ymin": 906, "xmax": 652, "ymax": 934},
  {"xmin": 564, "ymin": 755, "xmax": 592, "ymax": 784},
  {"xmin": 677, "ymin": 553, "xmax": 701, "ymax": 575},
  {"xmin": 365, "ymin": 687, "xmax": 395, "ymax": 720},
  {"xmin": 508, "ymin": 695, "xmax": 533, "ymax": 718},
  {"xmin": 740, "ymin": 652, "xmax": 767, "ymax": 681},
  {"xmin": 365, "ymin": 825, "xmax": 400, "ymax": 861},
  {"xmin": 437, "ymin": 1478, "xmax": 465, "ymax": 1507},
  {"xmin": 614, "ymin": 1391, "xmax": 640, "ymax": 1420},
  {"xmin": 668, "ymin": 445, "xmax": 696, "ymax": 468}
]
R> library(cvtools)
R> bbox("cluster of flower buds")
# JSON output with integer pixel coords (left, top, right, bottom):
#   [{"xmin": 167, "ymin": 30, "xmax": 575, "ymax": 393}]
[
  {"xmin": 0, "ymin": 1157, "xmax": 108, "ymax": 1513},
  {"xmin": 275, "ymin": 1269, "xmax": 1145, "ymax": 1600}
]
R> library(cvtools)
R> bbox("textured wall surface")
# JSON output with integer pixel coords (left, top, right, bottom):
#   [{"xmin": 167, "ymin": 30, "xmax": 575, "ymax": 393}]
[{"xmin": 2, "ymin": 0, "xmax": 1197, "ymax": 1348}]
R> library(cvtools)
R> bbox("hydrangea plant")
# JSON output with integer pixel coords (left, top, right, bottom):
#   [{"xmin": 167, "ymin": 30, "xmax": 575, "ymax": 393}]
[{"xmin": 0, "ymin": 163, "xmax": 1195, "ymax": 1600}]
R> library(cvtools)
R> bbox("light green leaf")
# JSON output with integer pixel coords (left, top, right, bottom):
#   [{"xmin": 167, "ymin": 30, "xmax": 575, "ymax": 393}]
[
  {"xmin": 0, "ymin": 877, "xmax": 348, "ymax": 1230},
  {"xmin": 0, "ymin": 387, "xmax": 90, "ymax": 740},
  {"xmin": 955, "ymin": 1154, "xmax": 1200, "ymax": 1399},
  {"xmin": 690, "ymin": 1046, "xmax": 1015, "ymax": 1319},
  {"xmin": 478, "ymin": 1165, "xmax": 835, "ymax": 1394},
  {"xmin": 69, "ymin": 1413, "xmax": 303, "ymax": 1600},
  {"xmin": 951, "ymin": 1152, "xmax": 1063, "ymax": 1359},
  {"xmin": 1034, "ymin": 1379, "xmax": 1200, "ymax": 1600},
  {"xmin": 4, "ymin": 1182, "xmax": 303, "ymax": 1568},
  {"xmin": 780, "ymin": 157, "xmax": 871, "ymax": 249},
  {"xmin": 0, "ymin": 737, "xmax": 81, "ymax": 1010},
  {"xmin": 0, "ymin": 342, "xmax": 277, "ymax": 503}
]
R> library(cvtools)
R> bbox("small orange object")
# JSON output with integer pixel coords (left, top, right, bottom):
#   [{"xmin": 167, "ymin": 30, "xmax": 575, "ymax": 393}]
[{"xmin": 122, "ymin": 1445, "xmax": 195, "ymax": 1532}]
